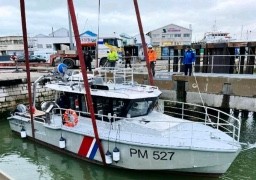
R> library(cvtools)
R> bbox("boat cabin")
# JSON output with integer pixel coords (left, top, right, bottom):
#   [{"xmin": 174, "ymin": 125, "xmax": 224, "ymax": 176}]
[{"xmin": 55, "ymin": 91, "xmax": 158, "ymax": 121}]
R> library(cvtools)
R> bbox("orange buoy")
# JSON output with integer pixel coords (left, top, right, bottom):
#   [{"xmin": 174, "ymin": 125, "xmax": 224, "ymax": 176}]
[{"xmin": 62, "ymin": 109, "xmax": 78, "ymax": 127}]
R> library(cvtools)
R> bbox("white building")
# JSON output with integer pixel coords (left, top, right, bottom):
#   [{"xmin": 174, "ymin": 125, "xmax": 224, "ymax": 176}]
[
  {"xmin": 0, "ymin": 36, "xmax": 26, "ymax": 56},
  {"xmin": 147, "ymin": 24, "xmax": 192, "ymax": 46},
  {"xmin": 0, "ymin": 28, "xmax": 72, "ymax": 58},
  {"xmin": 31, "ymin": 28, "xmax": 72, "ymax": 56}
]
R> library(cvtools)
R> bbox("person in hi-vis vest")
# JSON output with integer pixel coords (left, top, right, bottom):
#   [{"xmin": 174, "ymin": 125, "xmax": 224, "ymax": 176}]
[
  {"xmin": 147, "ymin": 45, "xmax": 157, "ymax": 77},
  {"xmin": 107, "ymin": 48, "xmax": 118, "ymax": 69}
]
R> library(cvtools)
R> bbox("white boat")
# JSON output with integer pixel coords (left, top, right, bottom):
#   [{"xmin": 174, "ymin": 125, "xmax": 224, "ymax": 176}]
[
  {"xmin": 202, "ymin": 32, "xmax": 234, "ymax": 43},
  {"xmin": 8, "ymin": 67, "xmax": 241, "ymax": 176}
]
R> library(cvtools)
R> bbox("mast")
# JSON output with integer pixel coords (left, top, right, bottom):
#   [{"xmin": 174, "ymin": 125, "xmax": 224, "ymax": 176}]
[
  {"xmin": 67, "ymin": 7, "xmax": 74, "ymax": 50},
  {"xmin": 95, "ymin": 0, "xmax": 101, "ymax": 68},
  {"xmin": 133, "ymin": 0, "xmax": 154, "ymax": 86},
  {"xmin": 67, "ymin": 0, "xmax": 106, "ymax": 165},
  {"xmin": 19, "ymin": 0, "xmax": 35, "ymax": 138}
]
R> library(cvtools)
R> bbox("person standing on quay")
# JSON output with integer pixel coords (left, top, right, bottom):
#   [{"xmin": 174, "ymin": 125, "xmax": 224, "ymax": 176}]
[
  {"xmin": 84, "ymin": 50, "xmax": 93, "ymax": 72},
  {"xmin": 147, "ymin": 45, "xmax": 157, "ymax": 77},
  {"xmin": 183, "ymin": 46, "xmax": 195, "ymax": 76},
  {"xmin": 107, "ymin": 48, "xmax": 118, "ymax": 69},
  {"xmin": 125, "ymin": 51, "xmax": 132, "ymax": 68},
  {"xmin": 10, "ymin": 52, "xmax": 18, "ymax": 72}
]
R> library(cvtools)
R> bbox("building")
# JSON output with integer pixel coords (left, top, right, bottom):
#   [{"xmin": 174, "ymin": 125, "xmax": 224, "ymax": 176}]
[
  {"xmin": 147, "ymin": 24, "xmax": 192, "ymax": 46},
  {"xmin": 0, "ymin": 36, "xmax": 26, "ymax": 55},
  {"xmin": 0, "ymin": 28, "xmax": 76, "ymax": 61},
  {"xmin": 0, "ymin": 28, "xmax": 101, "ymax": 57},
  {"xmin": 0, "ymin": 28, "xmax": 72, "ymax": 57},
  {"xmin": 31, "ymin": 28, "xmax": 72, "ymax": 56}
]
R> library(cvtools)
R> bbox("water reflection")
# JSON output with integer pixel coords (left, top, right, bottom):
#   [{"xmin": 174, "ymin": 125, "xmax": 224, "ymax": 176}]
[{"xmin": 1, "ymin": 116, "xmax": 256, "ymax": 180}]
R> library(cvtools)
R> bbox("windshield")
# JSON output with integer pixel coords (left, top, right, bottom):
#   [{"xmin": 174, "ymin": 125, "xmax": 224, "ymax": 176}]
[
  {"xmin": 117, "ymin": 39, "xmax": 123, "ymax": 48},
  {"xmin": 103, "ymin": 38, "xmax": 123, "ymax": 48},
  {"xmin": 103, "ymin": 38, "xmax": 116, "ymax": 47},
  {"xmin": 127, "ymin": 98, "xmax": 157, "ymax": 118}
]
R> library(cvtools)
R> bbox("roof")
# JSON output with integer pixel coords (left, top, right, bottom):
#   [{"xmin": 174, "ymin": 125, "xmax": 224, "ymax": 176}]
[
  {"xmin": 48, "ymin": 28, "xmax": 69, "ymax": 37},
  {"xmin": 80, "ymin": 30, "xmax": 97, "ymax": 37},
  {"xmin": 34, "ymin": 34, "xmax": 49, "ymax": 38}
]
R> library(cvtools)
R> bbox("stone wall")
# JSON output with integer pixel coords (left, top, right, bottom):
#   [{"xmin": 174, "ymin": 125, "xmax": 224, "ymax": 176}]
[{"xmin": 0, "ymin": 82, "xmax": 55, "ymax": 113}]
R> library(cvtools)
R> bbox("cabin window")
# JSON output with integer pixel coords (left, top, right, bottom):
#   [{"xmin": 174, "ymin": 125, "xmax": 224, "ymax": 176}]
[
  {"xmin": 56, "ymin": 92, "xmax": 89, "ymax": 115},
  {"xmin": 56, "ymin": 92, "xmax": 70, "ymax": 109},
  {"xmin": 92, "ymin": 96, "xmax": 128, "ymax": 121},
  {"xmin": 80, "ymin": 95, "xmax": 88, "ymax": 112},
  {"xmin": 127, "ymin": 98, "xmax": 157, "ymax": 118},
  {"xmin": 113, "ymin": 99, "xmax": 126, "ymax": 117}
]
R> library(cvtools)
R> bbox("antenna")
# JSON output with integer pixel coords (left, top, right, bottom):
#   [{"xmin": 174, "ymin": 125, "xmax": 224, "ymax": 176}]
[
  {"xmin": 67, "ymin": 4, "xmax": 74, "ymax": 50},
  {"xmin": 51, "ymin": 27, "xmax": 54, "ymax": 37},
  {"xmin": 82, "ymin": 18, "xmax": 88, "ymax": 32},
  {"xmin": 240, "ymin": 25, "xmax": 243, "ymax": 40},
  {"xmin": 212, "ymin": 19, "xmax": 217, "ymax": 32},
  {"xmin": 95, "ymin": 0, "xmax": 101, "ymax": 68}
]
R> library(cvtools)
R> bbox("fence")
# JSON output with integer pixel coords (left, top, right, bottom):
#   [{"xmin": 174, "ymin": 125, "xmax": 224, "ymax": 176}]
[{"xmin": 122, "ymin": 55, "xmax": 256, "ymax": 75}]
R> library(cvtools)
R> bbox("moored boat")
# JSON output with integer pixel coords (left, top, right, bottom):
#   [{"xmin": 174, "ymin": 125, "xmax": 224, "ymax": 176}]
[
  {"xmin": 201, "ymin": 32, "xmax": 234, "ymax": 43},
  {"xmin": 8, "ymin": 67, "xmax": 241, "ymax": 175}
]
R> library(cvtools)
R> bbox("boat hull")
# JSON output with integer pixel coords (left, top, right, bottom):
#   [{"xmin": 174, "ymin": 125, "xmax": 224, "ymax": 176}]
[{"xmin": 9, "ymin": 118, "xmax": 240, "ymax": 175}]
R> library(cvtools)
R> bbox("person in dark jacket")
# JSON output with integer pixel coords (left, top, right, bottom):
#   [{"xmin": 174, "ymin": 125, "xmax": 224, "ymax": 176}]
[
  {"xmin": 84, "ymin": 50, "xmax": 93, "ymax": 72},
  {"xmin": 183, "ymin": 46, "xmax": 195, "ymax": 76},
  {"xmin": 125, "ymin": 51, "xmax": 132, "ymax": 68}
]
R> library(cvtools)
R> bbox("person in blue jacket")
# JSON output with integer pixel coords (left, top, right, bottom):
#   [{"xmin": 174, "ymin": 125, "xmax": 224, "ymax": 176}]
[{"xmin": 183, "ymin": 46, "xmax": 195, "ymax": 76}]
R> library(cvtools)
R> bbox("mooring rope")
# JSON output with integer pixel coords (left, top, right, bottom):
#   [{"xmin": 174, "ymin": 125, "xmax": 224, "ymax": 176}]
[{"xmin": 192, "ymin": 65, "xmax": 212, "ymax": 123}]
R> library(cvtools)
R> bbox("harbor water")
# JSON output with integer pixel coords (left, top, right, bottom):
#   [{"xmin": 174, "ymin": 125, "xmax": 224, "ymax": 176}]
[{"xmin": 0, "ymin": 115, "xmax": 256, "ymax": 180}]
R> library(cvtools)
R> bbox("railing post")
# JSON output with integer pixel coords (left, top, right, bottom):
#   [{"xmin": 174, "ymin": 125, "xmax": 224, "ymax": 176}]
[
  {"xmin": 168, "ymin": 55, "xmax": 170, "ymax": 72},
  {"xmin": 211, "ymin": 56, "xmax": 214, "ymax": 73},
  {"xmin": 233, "ymin": 127, "xmax": 235, "ymax": 146},
  {"xmin": 131, "ymin": 67, "xmax": 134, "ymax": 83},
  {"xmin": 204, "ymin": 108, "xmax": 208, "ymax": 125},
  {"xmin": 182, "ymin": 103, "xmax": 184, "ymax": 119},
  {"xmin": 238, "ymin": 55, "xmax": 241, "ymax": 74},
  {"xmin": 217, "ymin": 111, "xmax": 220, "ymax": 130}
]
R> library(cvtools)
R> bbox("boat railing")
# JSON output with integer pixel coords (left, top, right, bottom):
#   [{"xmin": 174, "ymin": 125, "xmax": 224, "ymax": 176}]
[
  {"xmin": 107, "ymin": 120, "xmax": 240, "ymax": 149},
  {"xmin": 108, "ymin": 119, "xmax": 240, "ymax": 149},
  {"xmin": 93, "ymin": 67, "xmax": 134, "ymax": 85},
  {"xmin": 13, "ymin": 111, "xmax": 46, "ymax": 124},
  {"xmin": 68, "ymin": 70, "xmax": 81, "ymax": 82},
  {"xmin": 161, "ymin": 100, "xmax": 241, "ymax": 142},
  {"xmin": 49, "ymin": 102, "xmax": 240, "ymax": 147},
  {"xmin": 50, "ymin": 107, "xmax": 124, "ymax": 125},
  {"xmin": 123, "ymin": 54, "xmax": 256, "ymax": 75}
]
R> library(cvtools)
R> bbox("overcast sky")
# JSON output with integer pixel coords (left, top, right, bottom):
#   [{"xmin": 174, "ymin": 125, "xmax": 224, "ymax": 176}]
[{"xmin": 1, "ymin": 0, "xmax": 256, "ymax": 41}]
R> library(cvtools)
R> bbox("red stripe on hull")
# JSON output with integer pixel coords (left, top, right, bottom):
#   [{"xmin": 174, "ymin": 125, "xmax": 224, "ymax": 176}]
[{"xmin": 78, "ymin": 136, "xmax": 93, "ymax": 156}]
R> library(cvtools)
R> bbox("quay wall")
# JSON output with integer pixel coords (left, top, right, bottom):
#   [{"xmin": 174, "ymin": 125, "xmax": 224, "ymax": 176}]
[
  {"xmin": 0, "ymin": 73, "xmax": 55, "ymax": 113},
  {"xmin": 0, "ymin": 71, "xmax": 255, "ymax": 113},
  {"xmin": 0, "ymin": 83, "xmax": 55, "ymax": 113},
  {"xmin": 133, "ymin": 74, "xmax": 256, "ymax": 112}
]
